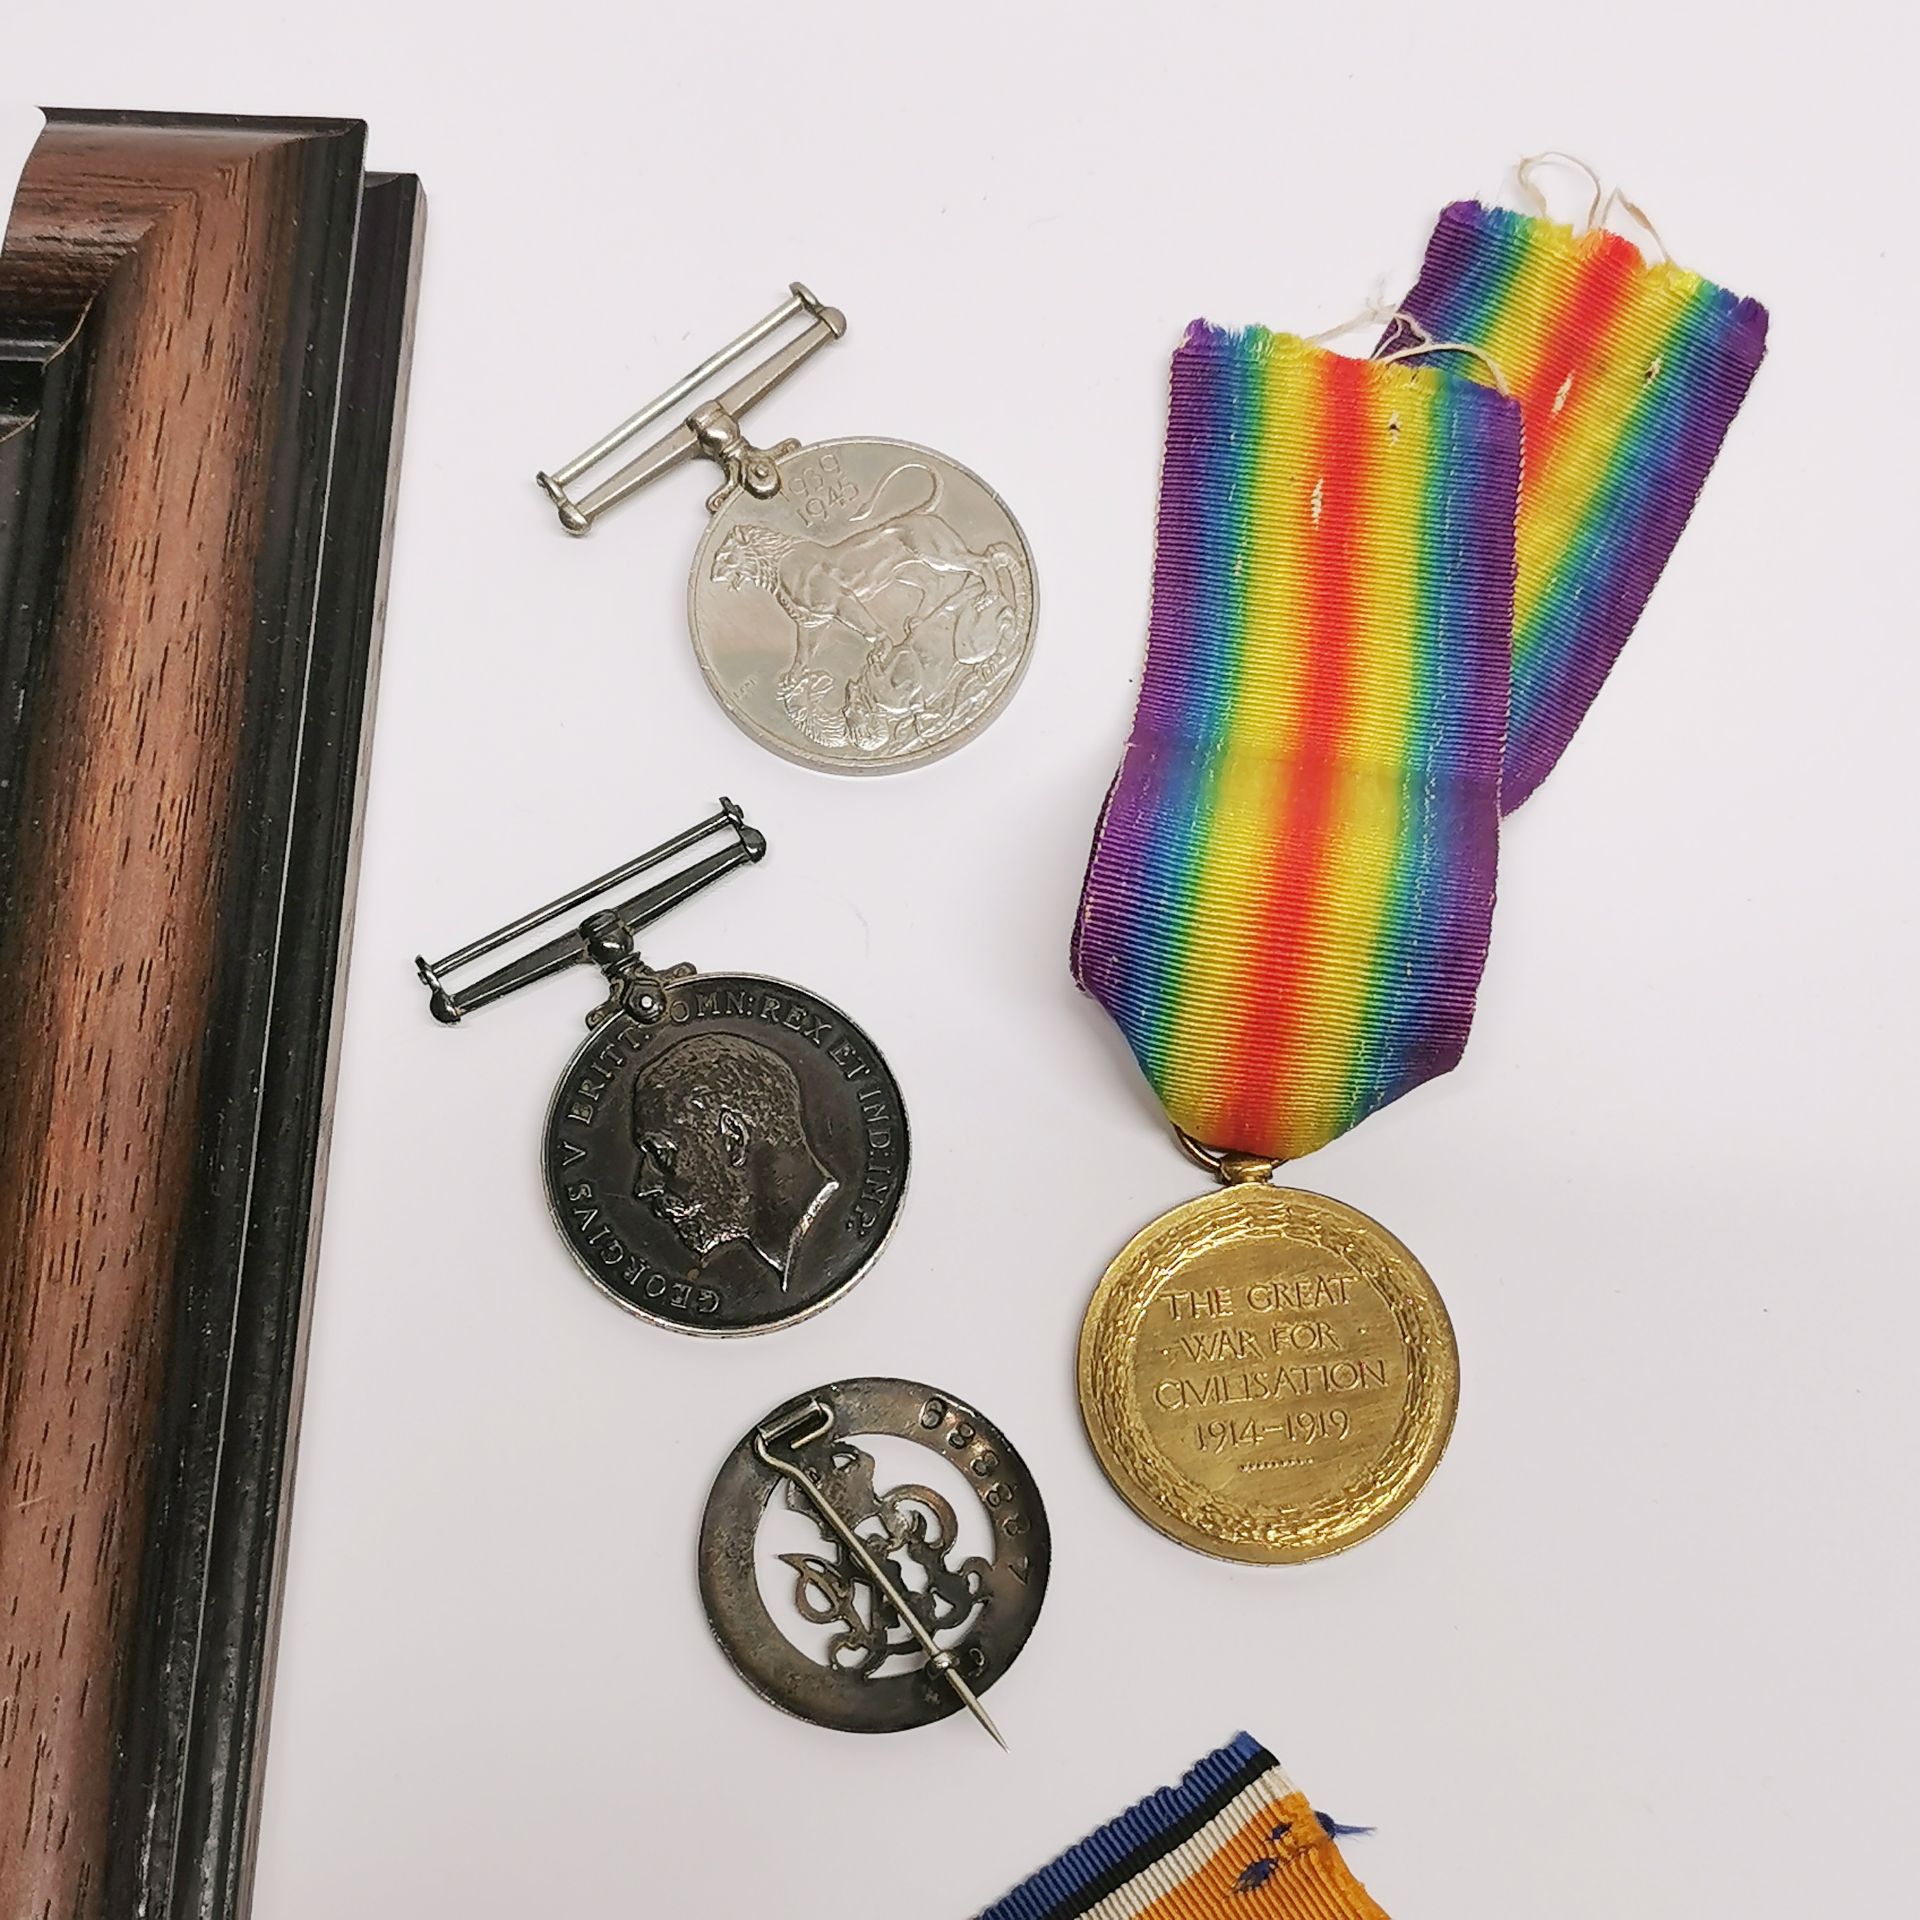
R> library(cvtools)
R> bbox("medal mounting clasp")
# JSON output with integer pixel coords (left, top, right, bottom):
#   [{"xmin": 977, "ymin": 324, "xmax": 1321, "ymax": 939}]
[
  {"xmin": 688, "ymin": 400, "xmax": 797, "ymax": 515},
  {"xmin": 414, "ymin": 798, "xmax": 766, "ymax": 1025},
  {"xmin": 535, "ymin": 282, "xmax": 845, "ymax": 534}
]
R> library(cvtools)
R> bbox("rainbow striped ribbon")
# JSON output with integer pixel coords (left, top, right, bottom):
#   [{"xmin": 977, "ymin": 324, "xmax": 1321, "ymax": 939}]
[
  {"xmin": 976, "ymin": 1732, "xmax": 1388, "ymax": 1920},
  {"xmin": 1073, "ymin": 326, "xmax": 1522, "ymax": 1161},
  {"xmin": 1389, "ymin": 201, "xmax": 1770, "ymax": 808}
]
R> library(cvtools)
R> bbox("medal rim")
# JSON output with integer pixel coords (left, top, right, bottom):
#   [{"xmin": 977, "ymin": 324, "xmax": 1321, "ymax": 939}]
[
  {"xmin": 685, "ymin": 435, "xmax": 1040, "ymax": 778},
  {"xmin": 539, "ymin": 970, "xmax": 910, "ymax": 1337},
  {"xmin": 1076, "ymin": 1184, "xmax": 1458, "ymax": 1565},
  {"xmin": 697, "ymin": 1376, "xmax": 1051, "ymax": 1734}
]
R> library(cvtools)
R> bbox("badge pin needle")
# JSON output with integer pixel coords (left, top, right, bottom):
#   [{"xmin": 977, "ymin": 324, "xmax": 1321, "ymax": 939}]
[{"xmin": 752, "ymin": 1400, "xmax": 1008, "ymax": 1750}]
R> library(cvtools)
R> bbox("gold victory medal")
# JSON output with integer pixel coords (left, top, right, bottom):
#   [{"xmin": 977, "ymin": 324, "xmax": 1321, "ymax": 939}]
[{"xmin": 1078, "ymin": 1180, "xmax": 1457, "ymax": 1564}]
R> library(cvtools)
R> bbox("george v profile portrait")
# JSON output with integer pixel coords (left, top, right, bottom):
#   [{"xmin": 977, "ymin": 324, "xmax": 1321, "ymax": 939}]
[{"xmin": 630, "ymin": 1031, "xmax": 837, "ymax": 1289}]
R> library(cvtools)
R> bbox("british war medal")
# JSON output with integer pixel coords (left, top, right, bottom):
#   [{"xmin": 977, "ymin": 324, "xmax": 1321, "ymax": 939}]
[{"xmin": 417, "ymin": 802, "xmax": 908, "ymax": 1334}]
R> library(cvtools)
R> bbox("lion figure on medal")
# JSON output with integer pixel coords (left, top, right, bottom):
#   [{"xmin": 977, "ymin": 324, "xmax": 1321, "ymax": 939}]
[{"xmin": 709, "ymin": 459, "xmax": 1033, "ymax": 761}]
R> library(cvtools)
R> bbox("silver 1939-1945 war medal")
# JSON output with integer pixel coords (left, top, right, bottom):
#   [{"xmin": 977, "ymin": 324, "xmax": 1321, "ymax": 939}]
[
  {"xmin": 535, "ymin": 284, "xmax": 1037, "ymax": 775},
  {"xmin": 416, "ymin": 801, "xmax": 908, "ymax": 1334}
]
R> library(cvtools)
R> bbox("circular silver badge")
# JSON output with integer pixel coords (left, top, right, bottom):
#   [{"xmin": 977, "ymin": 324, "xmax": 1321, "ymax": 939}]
[
  {"xmin": 699, "ymin": 1378, "xmax": 1050, "ymax": 1735},
  {"xmin": 542, "ymin": 974, "xmax": 908, "ymax": 1335},
  {"xmin": 689, "ymin": 437, "xmax": 1037, "ymax": 774}
]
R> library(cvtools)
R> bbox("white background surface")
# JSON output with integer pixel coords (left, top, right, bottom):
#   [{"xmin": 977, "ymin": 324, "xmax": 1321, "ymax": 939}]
[{"xmin": 6, "ymin": 9, "xmax": 1917, "ymax": 1915}]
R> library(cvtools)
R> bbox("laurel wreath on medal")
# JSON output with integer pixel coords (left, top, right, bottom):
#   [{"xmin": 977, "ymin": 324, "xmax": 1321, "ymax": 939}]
[{"xmin": 1082, "ymin": 1190, "xmax": 1457, "ymax": 1556}]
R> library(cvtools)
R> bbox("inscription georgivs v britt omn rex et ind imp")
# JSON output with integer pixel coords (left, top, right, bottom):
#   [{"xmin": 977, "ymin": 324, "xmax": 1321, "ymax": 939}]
[
  {"xmin": 545, "ymin": 976, "xmax": 908, "ymax": 1335},
  {"xmin": 418, "ymin": 801, "xmax": 909, "ymax": 1339}
]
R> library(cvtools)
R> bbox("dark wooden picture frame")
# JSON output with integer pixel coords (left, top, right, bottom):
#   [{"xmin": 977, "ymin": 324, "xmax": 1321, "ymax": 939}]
[{"xmin": 0, "ymin": 112, "xmax": 422, "ymax": 1919}]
